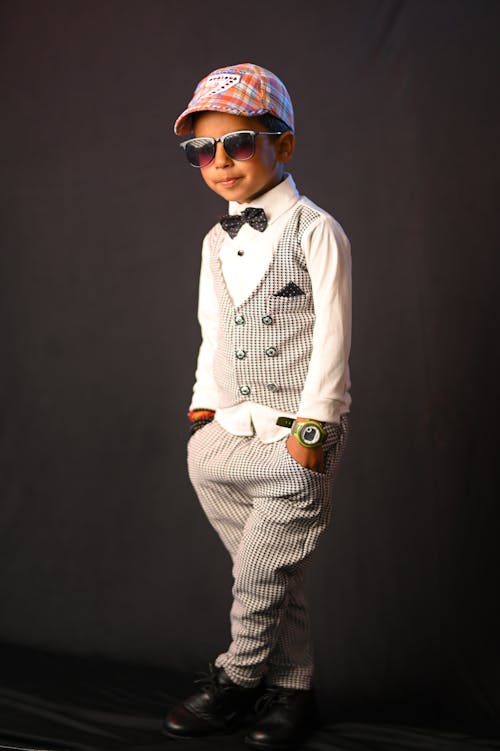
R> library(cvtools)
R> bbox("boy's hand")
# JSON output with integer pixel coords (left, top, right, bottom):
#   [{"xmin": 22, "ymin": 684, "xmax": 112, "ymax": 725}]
[{"xmin": 286, "ymin": 417, "xmax": 325, "ymax": 473}]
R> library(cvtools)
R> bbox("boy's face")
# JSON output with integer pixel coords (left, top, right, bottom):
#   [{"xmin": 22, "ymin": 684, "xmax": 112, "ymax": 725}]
[{"xmin": 192, "ymin": 111, "xmax": 294, "ymax": 204}]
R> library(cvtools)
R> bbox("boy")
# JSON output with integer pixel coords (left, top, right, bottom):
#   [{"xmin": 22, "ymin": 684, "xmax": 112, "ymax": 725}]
[{"xmin": 164, "ymin": 63, "xmax": 352, "ymax": 750}]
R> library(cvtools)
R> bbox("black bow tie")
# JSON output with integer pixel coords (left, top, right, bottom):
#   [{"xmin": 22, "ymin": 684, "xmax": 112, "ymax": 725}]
[{"xmin": 220, "ymin": 207, "xmax": 268, "ymax": 238}]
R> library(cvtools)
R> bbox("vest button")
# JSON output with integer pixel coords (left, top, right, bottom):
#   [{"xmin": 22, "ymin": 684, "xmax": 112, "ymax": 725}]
[
  {"xmin": 239, "ymin": 385, "xmax": 251, "ymax": 396},
  {"xmin": 235, "ymin": 314, "xmax": 245, "ymax": 325},
  {"xmin": 236, "ymin": 349, "xmax": 247, "ymax": 360},
  {"xmin": 265, "ymin": 346, "xmax": 277, "ymax": 357},
  {"xmin": 266, "ymin": 383, "xmax": 279, "ymax": 392},
  {"xmin": 262, "ymin": 315, "xmax": 273, "ymax": 325},
  {"xmin": 237, "ymin": 249, "xmax": 244, "ymax": 256}
]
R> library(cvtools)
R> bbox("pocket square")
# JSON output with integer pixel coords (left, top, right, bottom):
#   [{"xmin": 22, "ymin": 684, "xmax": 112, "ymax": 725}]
[{"xmin": 274, "ymin": 282, "xmax": 305, "ymax": 298}]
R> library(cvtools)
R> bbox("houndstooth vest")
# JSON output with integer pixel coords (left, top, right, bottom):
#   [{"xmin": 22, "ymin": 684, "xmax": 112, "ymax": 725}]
[{"xmin": 209, "ymin": 204, "xmax": 321, "ymax": 413}]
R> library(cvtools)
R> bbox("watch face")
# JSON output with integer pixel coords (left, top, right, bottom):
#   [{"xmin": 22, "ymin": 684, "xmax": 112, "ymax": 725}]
[{"xmin": 299, "ymin": 423, "xmax": 323, "ymax": 446}]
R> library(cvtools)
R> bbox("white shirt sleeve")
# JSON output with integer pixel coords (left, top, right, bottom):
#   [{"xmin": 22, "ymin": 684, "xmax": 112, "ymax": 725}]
[
  {"xmin": 297, "ymin": 212, "xmax": 352, "ymax": 423},
  {"xmin": 189, "ymin": 232, "xmax": 220, "ymax": 411}
]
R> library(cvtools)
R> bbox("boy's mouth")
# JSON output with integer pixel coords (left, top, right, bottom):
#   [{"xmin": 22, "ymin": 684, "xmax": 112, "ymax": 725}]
[{"xmin": 217, "ymin": 177, "xmax": 240, "ymax": 188}]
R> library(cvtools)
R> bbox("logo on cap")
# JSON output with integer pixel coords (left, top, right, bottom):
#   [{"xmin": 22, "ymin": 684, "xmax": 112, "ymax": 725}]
[{"xmin": 202, "ymin": 73, "xmax": 241, "ymax": 98}]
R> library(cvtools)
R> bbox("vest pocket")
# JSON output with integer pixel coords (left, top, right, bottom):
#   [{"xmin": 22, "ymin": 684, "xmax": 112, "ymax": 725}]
[{"xmin": 269, "ymin": 292, "xmax": 310, "ymax": 314}]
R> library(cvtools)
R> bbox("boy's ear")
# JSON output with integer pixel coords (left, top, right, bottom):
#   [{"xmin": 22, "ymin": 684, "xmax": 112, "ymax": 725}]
[{"xmin": 275, "ymin": 131, "xmax": 295, "ymax": 163}]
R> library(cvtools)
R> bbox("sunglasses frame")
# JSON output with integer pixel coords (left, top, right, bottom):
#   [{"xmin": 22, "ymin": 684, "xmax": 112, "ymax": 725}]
[{"xmin": 180, "ymin": 130, "xmax": 284, "ymax": 168}]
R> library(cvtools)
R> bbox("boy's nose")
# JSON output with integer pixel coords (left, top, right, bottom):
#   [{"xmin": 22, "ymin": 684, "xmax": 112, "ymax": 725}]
[{"xmin": 213, "ymin": 141, "xmax": 232, "ymax": 167}]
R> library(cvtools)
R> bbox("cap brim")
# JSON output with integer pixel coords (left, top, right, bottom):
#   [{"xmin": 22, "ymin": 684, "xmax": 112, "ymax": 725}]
[
  {"xmin": 174, "ymin": 103, "xmax": 273, "ymax": 136},
  {"xmin": 174, "ymin": 108, "xmax": 194, "ymax": 136}
]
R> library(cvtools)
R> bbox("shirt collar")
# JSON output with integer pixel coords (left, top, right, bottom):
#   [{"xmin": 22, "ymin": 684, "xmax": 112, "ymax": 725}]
[{"xmin": 228, "ymin": 173, "xmax": 299, "ymax": 225}]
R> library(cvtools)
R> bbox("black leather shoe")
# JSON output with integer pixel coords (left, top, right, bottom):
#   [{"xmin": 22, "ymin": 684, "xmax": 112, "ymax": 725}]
[
  {"xmin": 163, "ymin": 664, "xmax": 259, "ymax": 738},
  {"xmin": 245, "ymin": 686, "xmax": 316, "ymax": 750}
]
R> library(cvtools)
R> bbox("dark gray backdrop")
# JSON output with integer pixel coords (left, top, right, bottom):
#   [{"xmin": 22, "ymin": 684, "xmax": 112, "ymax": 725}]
[{"xmin": 1, "ymin": 0, "xmax": 499, "ymax": 734}]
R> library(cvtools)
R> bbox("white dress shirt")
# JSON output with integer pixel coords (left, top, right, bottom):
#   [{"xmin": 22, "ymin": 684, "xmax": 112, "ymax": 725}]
[{"xmin": 190, "ymin": 174, "xmax": 352, "ymax": 443}]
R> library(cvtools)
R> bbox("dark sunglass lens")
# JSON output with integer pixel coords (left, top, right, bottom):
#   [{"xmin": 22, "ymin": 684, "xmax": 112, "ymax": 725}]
[
  {"xmin": 225, "ymin": 132, "xmax": 255, "ymax": 161},
  {"xmin": 186, "ymin": 139, "xmax": 215, "ymax": 167}
]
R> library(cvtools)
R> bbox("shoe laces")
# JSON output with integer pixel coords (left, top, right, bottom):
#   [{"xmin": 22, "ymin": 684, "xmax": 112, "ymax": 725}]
[
  {"xmin": 255, "ymin": 686, "xmax": 297, "ymax": 714},
  {"xmin": 193, "ymin": 663, "xmax": 226, "ymax": 699}
]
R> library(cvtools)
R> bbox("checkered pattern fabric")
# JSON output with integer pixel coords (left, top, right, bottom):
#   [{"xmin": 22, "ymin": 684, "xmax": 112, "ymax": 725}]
[
  {"xmin": 187, "ymin": 416, "xmax": 349, "ymax": 689},
  {"xmin": 174, "ymin": 63, "xmax": 294, "ymax": 136},
  {"xmin": 208, "ymin": 204, "xmax": 320, "ymax": 414}
]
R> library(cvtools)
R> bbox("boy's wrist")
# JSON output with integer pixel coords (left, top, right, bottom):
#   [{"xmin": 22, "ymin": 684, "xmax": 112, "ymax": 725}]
[
  {"xmin": 188, "ymin": 408, "xmax": 216, "ymax": 437},
  {"xmin": 276, "ymin": 416, "xmax": 327, "ymax": 448}
]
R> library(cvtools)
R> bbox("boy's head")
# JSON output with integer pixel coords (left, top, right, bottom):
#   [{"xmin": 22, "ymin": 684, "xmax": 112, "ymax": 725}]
[{"xmin": 174, "ymin": 63, "xmax": 295, "ymax": 204}]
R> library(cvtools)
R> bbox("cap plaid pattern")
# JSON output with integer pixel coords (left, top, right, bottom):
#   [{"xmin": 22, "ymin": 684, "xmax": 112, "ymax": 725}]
[{"xmin": 174, "ymin": 62, "xmax": 294, "ymax": 136}]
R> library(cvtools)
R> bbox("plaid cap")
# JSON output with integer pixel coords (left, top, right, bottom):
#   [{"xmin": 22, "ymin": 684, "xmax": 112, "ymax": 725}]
[{"xmin": 174, "ymin": 62, "xmax": 294, "ymax": 136}]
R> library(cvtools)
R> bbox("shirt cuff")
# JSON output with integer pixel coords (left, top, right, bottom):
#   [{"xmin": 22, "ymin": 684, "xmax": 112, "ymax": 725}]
[{"xmin": 296, "ymin": 397, "xmax": 348, "ymax": 424}]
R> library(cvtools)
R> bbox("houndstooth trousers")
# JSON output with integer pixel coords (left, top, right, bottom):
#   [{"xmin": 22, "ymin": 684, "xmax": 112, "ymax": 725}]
[{"xmin": 187, "ymin": 415, "xmax": 349, "ymax": 690}]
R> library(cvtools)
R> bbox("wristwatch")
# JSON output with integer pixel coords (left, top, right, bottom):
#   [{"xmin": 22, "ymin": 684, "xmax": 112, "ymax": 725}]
[{"xmin": 276, "ymin": 417, "xmax": 327, "ymax": 448}]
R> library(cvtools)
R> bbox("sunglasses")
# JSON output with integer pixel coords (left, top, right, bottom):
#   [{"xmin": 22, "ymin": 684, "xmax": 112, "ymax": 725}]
[{"xmin": 180, "ymin": 130, "xmax": 284, "ymax": 168}]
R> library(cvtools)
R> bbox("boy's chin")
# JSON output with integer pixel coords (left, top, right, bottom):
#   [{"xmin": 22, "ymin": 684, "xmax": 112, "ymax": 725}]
[
  {"xmin": 213, "ymin": 183, "xmax": 269, "ymax": 204},
  {"xmin": 212, "ymin": 182, "xmax": 252, "ymax": 204}
]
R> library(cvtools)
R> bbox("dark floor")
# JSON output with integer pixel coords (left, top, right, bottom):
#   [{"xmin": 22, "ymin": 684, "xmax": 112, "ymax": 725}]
[{"xmin": 1, "ymin": 644, "xmax": 499, "ymax": 751}]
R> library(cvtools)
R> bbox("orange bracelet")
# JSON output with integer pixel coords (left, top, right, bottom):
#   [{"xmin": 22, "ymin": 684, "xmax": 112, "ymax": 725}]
[{"xmin": 188, "ymin": 409, "xmax": 215, "ymax": 422}]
